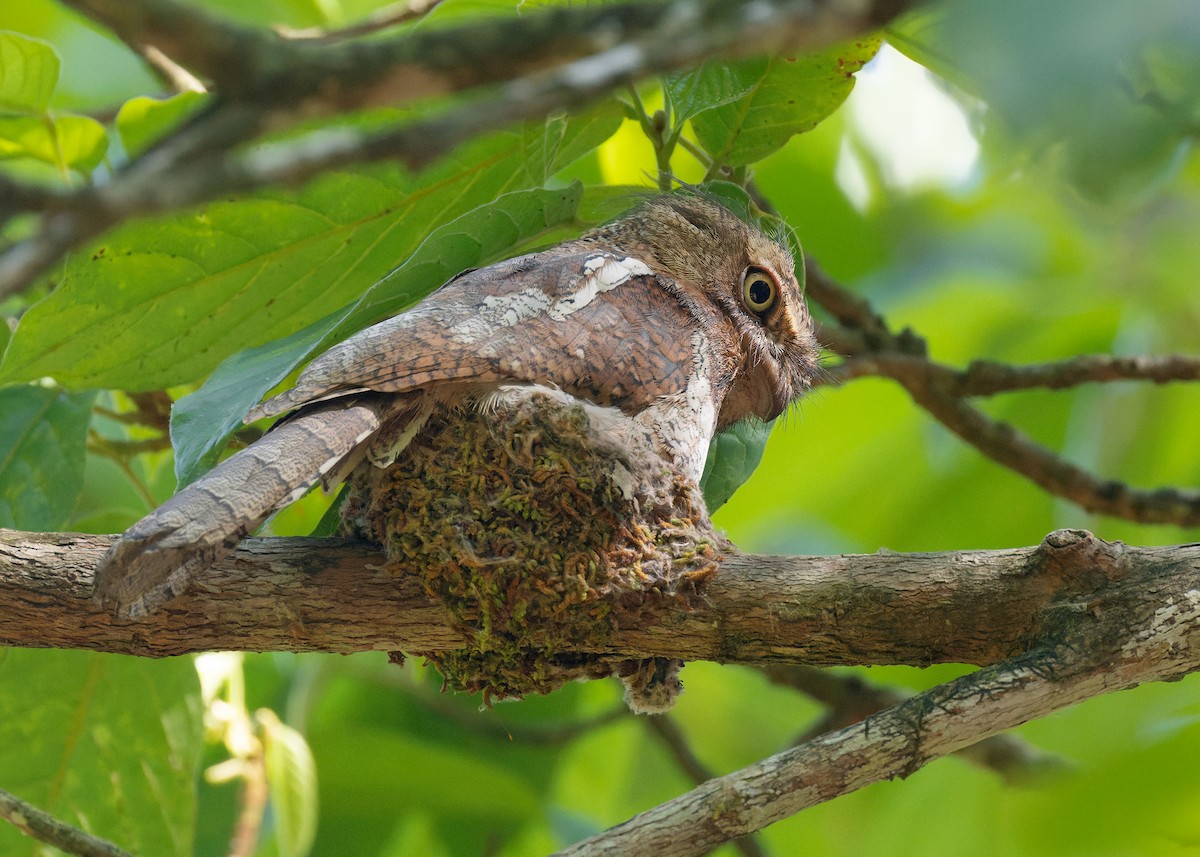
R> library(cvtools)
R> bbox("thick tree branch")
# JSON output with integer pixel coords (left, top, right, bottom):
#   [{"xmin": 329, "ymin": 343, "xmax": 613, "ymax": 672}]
[
  {"xmin": 0, "ymin": 527, "xmax": 1195, "ymax": 668},
  {"xmin": 4, "ymin": 526, "xmax": 1191, "ymax": 854}
]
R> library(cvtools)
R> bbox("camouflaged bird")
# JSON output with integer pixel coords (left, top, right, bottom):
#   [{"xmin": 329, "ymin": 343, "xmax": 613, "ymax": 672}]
[{"xmin": 93, "ymin": 195, "xmax": 821, "ymax": 617}]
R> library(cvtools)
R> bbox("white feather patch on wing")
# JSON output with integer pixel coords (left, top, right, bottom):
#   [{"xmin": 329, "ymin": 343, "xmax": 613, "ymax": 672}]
[{"xmin": 449, "ymin": 255, "xmax": 653, "ymax": 344}]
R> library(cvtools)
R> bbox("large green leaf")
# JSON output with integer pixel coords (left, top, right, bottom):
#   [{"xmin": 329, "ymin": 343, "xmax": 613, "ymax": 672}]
[
  {"xmin": 663, "ymin": 61, "xmax": 759, "ymax": 123},
  {"xmin": 170, "ymin": 184, "xmax": 584, "ymax": 486},
  {"xmin": 691, "ymin": 36, "xmax": 881, "ymax": 167},
  {"xmin": 0, "ymin": 649, "xmax": 203, "ymax": 857},
  {"xmin": 0, "ymin": 385, "xmax": 92, "ymax": 529},
  {"xmin": 0, "ymin": 103, "xmax": 620, "ymax": 392},
  {"xmin": 0, "ymin": 31, "xmax": 57, "ymax": 113},
  {"xmin": 170, "ymin": 312, "xmax": 342, "ymax": 488},
  {"xmin": 700, "ymin": 418, "xmax": 774, "ymax": 512}
]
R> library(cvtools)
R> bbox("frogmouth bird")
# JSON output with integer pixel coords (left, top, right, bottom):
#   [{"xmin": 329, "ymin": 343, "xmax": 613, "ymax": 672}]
[{"xmin": 94, "ymin": 195, "xmax": 820, "ymax": 617}]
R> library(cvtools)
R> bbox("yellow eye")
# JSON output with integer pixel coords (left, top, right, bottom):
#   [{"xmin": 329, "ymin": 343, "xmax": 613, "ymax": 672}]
[{"xmin": 742, "ymin": 268, "xmax": 777, "ymax": 314}]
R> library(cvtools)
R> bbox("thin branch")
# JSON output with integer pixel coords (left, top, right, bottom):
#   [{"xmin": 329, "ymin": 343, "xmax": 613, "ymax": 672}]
[
  {"xmin": 805, "ymin": 265, "xmax": 1200, "ymax": 527},
  {"xmin": 277, "ymin": 0, "xmax": 445, "ymax": 41},
  {"xmin": 556, "ymin": 606, "xmax": 1196, "ymax": 857},
  {"xmin": 762, "ymin": 665, "xmax": 1067, "ymax": 784},
  {"xmin": 0, "ymin": 786, "xmax": 132, "ymax": 857},
  {"xmin": 225, "ymin": 749, "xmax": 267, "ymax": 857},
  {"xmin": 644, "ymin": 718, "xmax": 768, "ymax": 857},
  {"xmin": 830, "ymin": 352, "xmax": 1200, "ymax": 395},
  {"xmin": 136, "ymin": 44, "xmax": 207, "ymax": 93}
]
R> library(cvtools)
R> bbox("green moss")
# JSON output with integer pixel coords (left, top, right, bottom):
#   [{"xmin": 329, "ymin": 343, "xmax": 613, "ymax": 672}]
[{"xmin": 340, "ymin": 391, "xmax": 720, "ymax": 708}]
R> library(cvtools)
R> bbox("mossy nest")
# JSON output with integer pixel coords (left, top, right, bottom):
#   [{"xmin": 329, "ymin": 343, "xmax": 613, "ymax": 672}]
[{"xmin": 339, "ymin": 388, "xmax": 723, "ymax": 712}]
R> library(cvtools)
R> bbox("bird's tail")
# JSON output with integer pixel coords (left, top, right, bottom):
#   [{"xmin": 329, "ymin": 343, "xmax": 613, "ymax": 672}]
[{"xmin": 93, "ymin": 397, "xmax": 392, "ymax": 618}]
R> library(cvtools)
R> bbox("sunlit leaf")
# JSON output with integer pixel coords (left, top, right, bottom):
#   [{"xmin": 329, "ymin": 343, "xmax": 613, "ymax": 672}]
[
  {"xmin": 0, "ymin": 31, "xmax": 58, "ymax": 113},
  {"xmin": 0, "ymin": 385, "xmax": 92, "ymax": 529},
  {"xmin": 0, "ymin": 112, "xmax": 107, "ymax": 172},
  {"xmin": 664, "ymin": 61, "xmax": 759, "ymax": 123},
  {"xmin": 691, "ymin": 36, "xmax": 881, "ymax": 167},
  {"xmin": 116, "ymin": 91, "xmax": 208, "ymax": 158},
  {"xmin": 0, "ymin": 104, "xmax": 617, "ymax": 391}
]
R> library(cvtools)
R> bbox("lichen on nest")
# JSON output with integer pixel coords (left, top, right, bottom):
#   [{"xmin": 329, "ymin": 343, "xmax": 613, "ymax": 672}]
[{"xmin": 339, "ymin": 388, "xmax": 723, "ymax": 712}]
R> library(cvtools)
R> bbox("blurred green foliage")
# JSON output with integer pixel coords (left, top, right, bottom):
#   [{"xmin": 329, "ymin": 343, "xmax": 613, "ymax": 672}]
[{"xmin": 2, "ymin": 0, "xmax": 1200, "ymax": 855}]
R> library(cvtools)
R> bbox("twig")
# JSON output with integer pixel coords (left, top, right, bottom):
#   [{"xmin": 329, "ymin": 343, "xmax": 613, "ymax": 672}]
[
  {"xmin": 225, "ymin": 750, "xmax": 267, "ymax": 857},
  {"xmin": 0, "ymin": 786, "xmax": 132, "ymax": 857},
  {"xmin": 136, "ymin": 44, "xmax": 207, "ymax": 93},
  {"xmin": 805, "ymin": 265, "xmax": 1200, "ymax": 527},
  {"xmin": 830, "ymin": 352, "xmax": 1200, "ymax": 395}
]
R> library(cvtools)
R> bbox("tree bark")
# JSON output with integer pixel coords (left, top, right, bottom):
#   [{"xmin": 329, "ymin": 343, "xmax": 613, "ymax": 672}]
[{"xmin": 2, "ymin": 527, "xmax": 1195, "ymax": 668}]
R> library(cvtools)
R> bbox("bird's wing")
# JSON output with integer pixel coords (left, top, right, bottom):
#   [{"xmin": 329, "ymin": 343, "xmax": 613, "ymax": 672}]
[{"xmin": 246, "ymin": 250, "xmax": 702, "ymax": 422}]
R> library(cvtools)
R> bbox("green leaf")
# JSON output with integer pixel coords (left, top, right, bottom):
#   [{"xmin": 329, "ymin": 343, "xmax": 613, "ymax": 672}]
[
  {"xmin": 691, "ymin": 36, "xmax": 881, "ymax": 167},
  {"xmin": 522, "ymin": 101, "xmax": 624, "ymax": 182},
  {"xmin": 169, "ymin": 184, "xmax": 583, "ymax": 485},
  {"xmin": 664, "ymin": 61, "xmax": 759, "ymax": 123},
  {"xmin": 0, "ymin": 31, "xmax": 58, "ymax": 113},
  {"xmin": 700, "ymin": 418, "xmax": 774, "ymax": 512},
  {"xmin": 0, "ymin": 113, "xmax": 107, "ymax": 172},
  {"xmin": 116, "ymin": 91, "xmax": 208, "ymax": 158},
  {"xmin": 0, "ymin": 104, "xmax": 618, "ymax": 392},
  {"xmin": 259, "ymin": 709, "xmax": 319, "ymax": 857},
  {"xmin": 0, "ymin": 650, "xmax": 203, "ymax": 857},
  {"xmin": 0, "ymin": 385, "xmax": 93, "ymax": 529},
  {"xmin": 336, "ymin": 182, "xmax": 584, "ymax": 332}
]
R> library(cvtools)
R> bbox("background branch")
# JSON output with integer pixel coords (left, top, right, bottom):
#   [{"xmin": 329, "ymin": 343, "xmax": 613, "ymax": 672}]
[
  {"xmin": 0, "ymin": 787, "xmax": 132, "ymax": 857},
  {"xmin": 805, "ymin": 263, "xmax": 1200, "ymax": 527},
  {"xmin": 762, "ymin": 664, "xmax": 1066, "ymax": 784},
  {"xmin": 558, "ymin": 597, "xmax": 1197, "ymax": 857},
  {"xmin": 0, "ymin": 0, "xmax": 909, "ymax": 300}
]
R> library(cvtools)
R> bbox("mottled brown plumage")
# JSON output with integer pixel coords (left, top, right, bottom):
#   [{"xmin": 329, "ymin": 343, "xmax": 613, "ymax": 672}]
[{"xmin": 93, "ymin": 195, "xmax": 819, "ymax": 617}]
